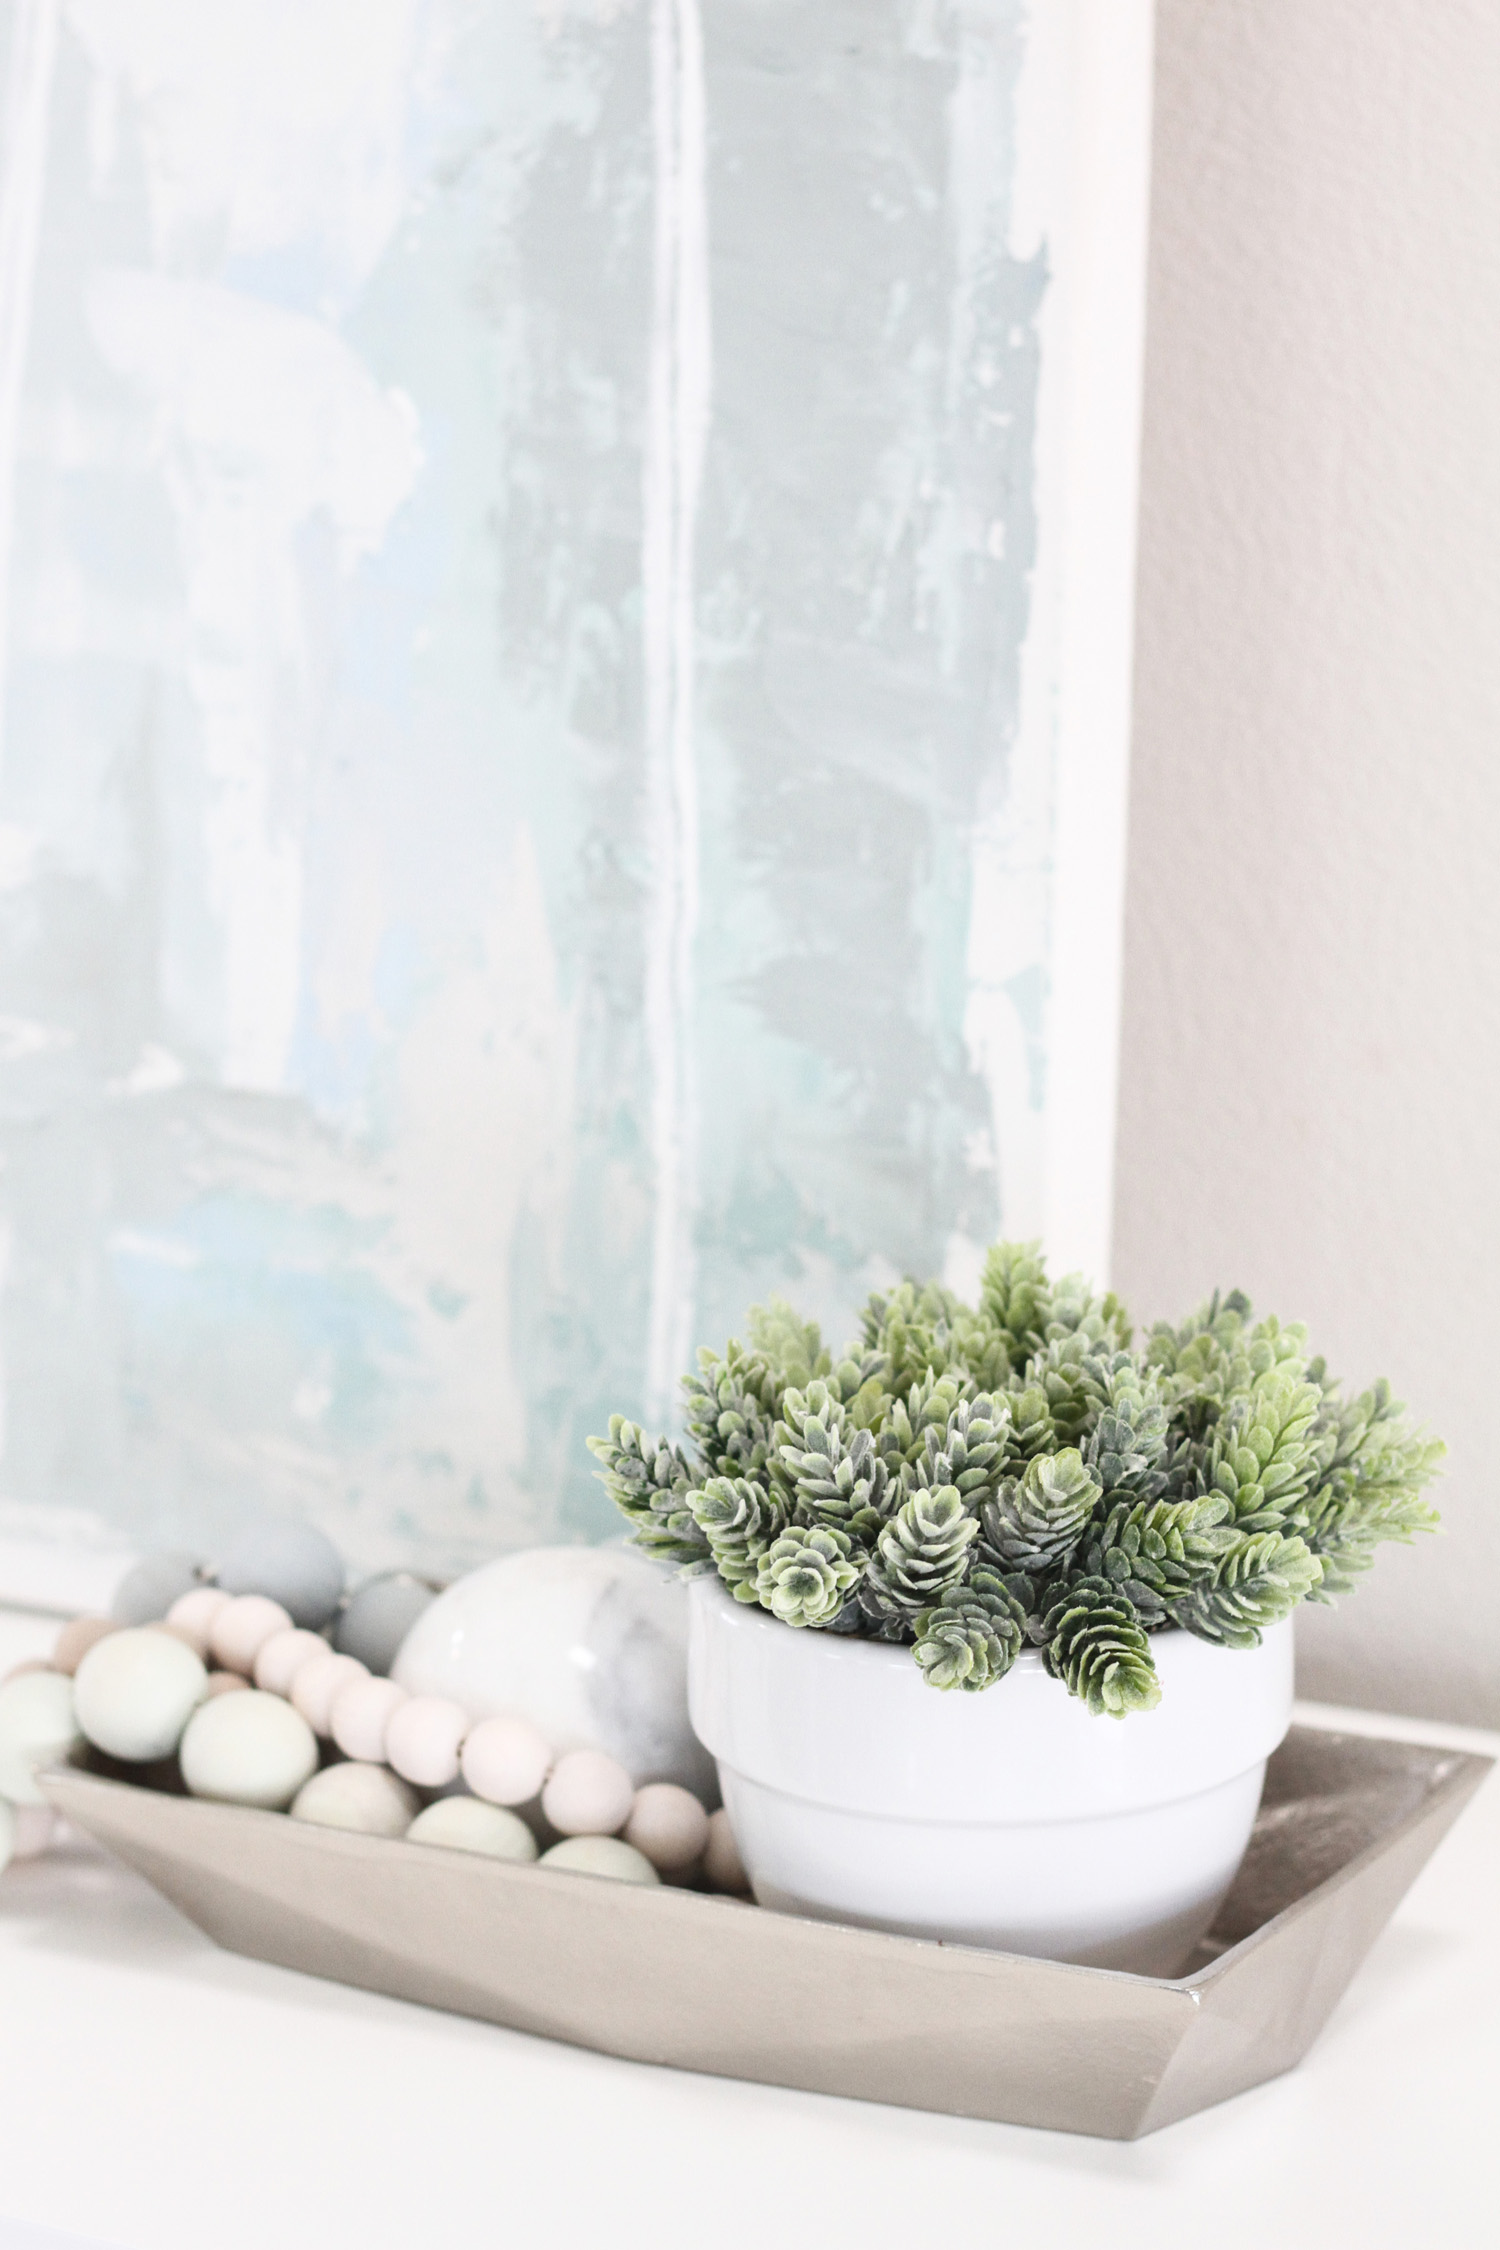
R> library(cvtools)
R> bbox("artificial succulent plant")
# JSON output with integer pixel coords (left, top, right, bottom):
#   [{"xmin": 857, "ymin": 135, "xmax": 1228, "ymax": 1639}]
[{"xmin": 589, "ymin": 1244, "xmax": 1442, "ymax": 1716}]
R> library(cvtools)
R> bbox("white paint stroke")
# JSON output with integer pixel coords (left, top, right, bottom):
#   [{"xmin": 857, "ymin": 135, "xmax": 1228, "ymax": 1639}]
[
  {"xmin": 87, "ymin": 270, "xmax": 420, "ymax": 1093},
  {"xmin": 642, "ymin": 0, "xmax": 710, "ymax": 1425},
  {"xmin": 965, "ymin": 0, "xmax": 1154, "ymax": 1289},
  {"xmin": 0, "ymin": 0, "xmax": 60, "ymax": 784}
]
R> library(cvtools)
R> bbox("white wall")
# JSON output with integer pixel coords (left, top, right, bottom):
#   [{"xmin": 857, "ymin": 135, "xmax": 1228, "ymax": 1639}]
[{"xmin": 1116, "ymin": 1, "xmax": 1500, "ymax": 1725}]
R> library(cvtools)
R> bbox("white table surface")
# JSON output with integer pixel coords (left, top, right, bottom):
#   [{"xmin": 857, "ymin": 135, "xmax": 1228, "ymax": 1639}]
[{"xmin": 0, "ymin": 1606, "xmax": 1495, "ymax": 2250}]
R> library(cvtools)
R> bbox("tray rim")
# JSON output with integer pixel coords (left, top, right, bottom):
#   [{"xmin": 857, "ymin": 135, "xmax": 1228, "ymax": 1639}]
[{"xmin": 39, "ymin": 1722, "xmax": 1494, "ymax": 1997}]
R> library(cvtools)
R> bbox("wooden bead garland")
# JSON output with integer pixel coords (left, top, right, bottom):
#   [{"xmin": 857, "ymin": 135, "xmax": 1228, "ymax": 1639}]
[{"xmin": 4, "ymin": 1599, "xmax": 749, "ymax": 1898}]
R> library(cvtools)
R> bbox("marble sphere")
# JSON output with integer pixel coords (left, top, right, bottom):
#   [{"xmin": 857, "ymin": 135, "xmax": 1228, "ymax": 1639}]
[
  {"xmin": 215, "ymin": 1519, "xmax": 345, "ymax": 1630},
  {"xmin": 110, "ymin": 1551, "xmax": 205, "ymax": 1627},
  {"xmin": 393, "ymin": 1546, "xmax": 717, "ymax": 1804}
]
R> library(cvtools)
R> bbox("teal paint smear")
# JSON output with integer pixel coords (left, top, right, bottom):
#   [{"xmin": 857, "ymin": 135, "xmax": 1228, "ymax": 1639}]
[{"xmin": 0, "ymin": 2, "xmax": 1051, "ymax": 1576}]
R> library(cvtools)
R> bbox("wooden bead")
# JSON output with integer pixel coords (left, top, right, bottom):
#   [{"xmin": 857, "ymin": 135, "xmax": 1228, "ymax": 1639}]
[
  {"xmin": 624, "ymin": 1782, "xmax": 710, "ymax": 1873},
  {"xmin": 703, "ymin": 1807, "xmax": 752, "ymax": 1895},
  {"xmin": 164, "ymin": 1588, "xmax": 231, "ymax": 1660},
  {"xmin": 208, "ymin": 1595, "xmax": 293, "ymax": 1676},
  {"xmin": 384, "ymin": 1695, "xmax": 468, "ymax": 1788},
  {"xmin": 52, "ymin": 1617, "xmax": 118, "ymax": 1676},
  {"xmin": 541, "ymin": 1749, "xmax": 635, "ymax": 1838},
  {"xmin": 459, "ymin": 1714, "xmax": 552, "ymax": 1807},
  {"xmin": 253, "ymin": 1627, "xmax": 330, "ymax": 1696},
  {"xmin": 329, "ymin": 1675, "xmax": 408, "ymax": 1764},
  {"xmin": 288, "ymin": 1652, "xmax": 368, "ymax": 1736}
]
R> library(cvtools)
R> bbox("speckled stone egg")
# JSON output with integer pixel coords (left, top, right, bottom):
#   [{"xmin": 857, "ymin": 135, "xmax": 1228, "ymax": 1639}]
[
  {"xmin": 179, "ymin": 1690, "xmax": 318, "ymax": 1809},
  {"xmin": 0, "ymin": 1671, "xmax": 82, "ymax": 1806},
  {"xmin": 110, "ymin": 1552, "xmax": 205, "ymax": 1627},
  {"xmin": 215, "ymin": 1519, "xmax": 345, "ymax": 1630},
  {"xmin": 73, "ymin": 1629, "xmax": 207, "ymax": 1765},
  {"xmin": 406, "ymin": 1798, "xmax": 539, "ymax": 1859},
  {"xmin": 290, "ymin": 1761, "xmax": 418, "ymax": 1836},
  {"xmin": 540, "ymin": 1835, "xmax": 660, "ymax": 1885},
  {"xmin": 334, "ymin": 1574, "xmax": 437, "ymax": 1675},
  {"xmin": 392, "ymin": 1545, "xmax": 717, "ymax": 1803}
]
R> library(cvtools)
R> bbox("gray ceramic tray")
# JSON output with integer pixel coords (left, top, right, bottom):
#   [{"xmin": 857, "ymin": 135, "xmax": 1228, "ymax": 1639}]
[{"xmin": 41, "ymin": 1724, "xmax": 1490, "ymax": 2140}]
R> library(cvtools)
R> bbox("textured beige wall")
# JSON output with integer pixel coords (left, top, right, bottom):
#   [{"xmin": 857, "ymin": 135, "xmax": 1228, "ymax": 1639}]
[{"xmin": 1115, "ymin": 1, "xmax": 1500, "ymax": 1724}]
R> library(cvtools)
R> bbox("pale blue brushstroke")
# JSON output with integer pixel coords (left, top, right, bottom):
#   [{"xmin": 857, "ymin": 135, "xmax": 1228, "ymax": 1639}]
[{"xmin": 0, "ymin": 1, "xmax": 1050, "ymax": 1575}]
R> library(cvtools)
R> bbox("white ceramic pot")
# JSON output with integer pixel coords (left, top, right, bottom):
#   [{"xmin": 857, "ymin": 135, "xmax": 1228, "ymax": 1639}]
[{"xmin": 688, "ymin": 1577, "xmax": 1294, "ymax": 1974}]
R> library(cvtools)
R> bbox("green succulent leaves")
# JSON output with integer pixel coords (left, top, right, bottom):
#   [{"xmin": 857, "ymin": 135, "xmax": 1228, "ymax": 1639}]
[
  {"xmin": 590, "ymin": 1244, "xmax": 1443, "ymax": 1717},
  {"xmin": 755, "ymin": 1525, "xmax": 861, "ymax": 1628}
]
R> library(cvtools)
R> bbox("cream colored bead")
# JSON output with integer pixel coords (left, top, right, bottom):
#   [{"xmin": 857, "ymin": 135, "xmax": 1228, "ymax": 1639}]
[
  {"xmin": 253, "ymin": 1627, "xmax": 330, "ymax": 1697},
  {"xmin": 541, "ymin": 1749, "xmax": 635, "ymax": 1838},
  {"xmin": 329, "ymin": 1675, "xmax": 409, "ymax": 1764},
  {"xmin": 289, "ymin": 1651, "xmax": 369, "ymax": 1736},
  {"xmin": 164, "ymin": 1587, "xmax": 231, "ymax": 1660},
  {"xmin": 384, "ymin": 1695, "xmax": 468, "ymax": 1788},
  {"xmin": 459, "ymin": 1713, "xmax": 552, "ymax": 1807},
  {"xmin": 623, "ymin": 1782, "xmax": 710, "ymax": 1873},
  {"xmin": 703, "ymin": 1807, "xmax": 751, "ymax": 1895},
  {"xmin": 208, "ymin": 1594, "xmax": 293, "ymax": 1676}
]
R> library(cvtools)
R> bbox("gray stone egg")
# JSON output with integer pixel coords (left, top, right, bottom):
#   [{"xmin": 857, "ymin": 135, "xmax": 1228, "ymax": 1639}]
[
  {"xmin": 215, "ymin": 1519, "xmax": 345, "ymax": 1630},
  {"xmin": 110, "ymin": 1551, "xmax": 206, "ymax": 1626},
  {"xmin": 333, "ymin": 1573, "xmax": 438, "ymax": 1675}
]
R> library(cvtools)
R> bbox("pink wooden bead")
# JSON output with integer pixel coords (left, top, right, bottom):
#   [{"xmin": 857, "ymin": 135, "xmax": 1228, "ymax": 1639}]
[
  {"xmin": 703, "ymin": 1807, "xmax": 751, "ymax": 1895},
  {"xmin": 289, "ymin": 1651, "xmax": 369, "ymax": 1736},
  {"xmin": 384, "ymin": 1695, "xmax": 469, "ymax": 1788},
  {"xmin": 253, "ymin": 1627, "xmax": 330, "ymax": 1696},
  {"xmin": 209, "ymin": 1595, "xmax": 293, "ymax": 1676},
  {"xmin": 624, "ymin": 1782, "xmax": 710, "ymax": 1873},
  {"xmin": 52, "ymin": 1617, "xmax": 117, "ymax": 1676},
  {"xmin": 165, "ymin": 1587, "xmax": 231, "ymax": 1660},
  {"xmin": 330, "ymin": 1675, "xmax": 409, "ymax": 1764},
  {"xmin": 541, "ymin": 1749, "xmax": 635, "ymax": 1838},
  {"xmin": 459, "ymin": 1714, "xmax": 553, "ymax": 1807},
  {"xmin": 204, "ymin": 1671, "xmax": 252, "ymax": 1698}
]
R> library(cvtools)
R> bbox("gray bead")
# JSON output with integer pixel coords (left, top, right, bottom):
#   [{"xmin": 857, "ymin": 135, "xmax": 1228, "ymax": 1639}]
[
  {"xmin": 215, "ymin": 1520, "xmax": 346, "ymax": 1629},
  {"xmin": 334, "ymin": 1574, "xmax": 438, "ymax": 1675},
  {"xmin": 110, "ymin": 1551, "xmax": 205, "ymax": 1626}
]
